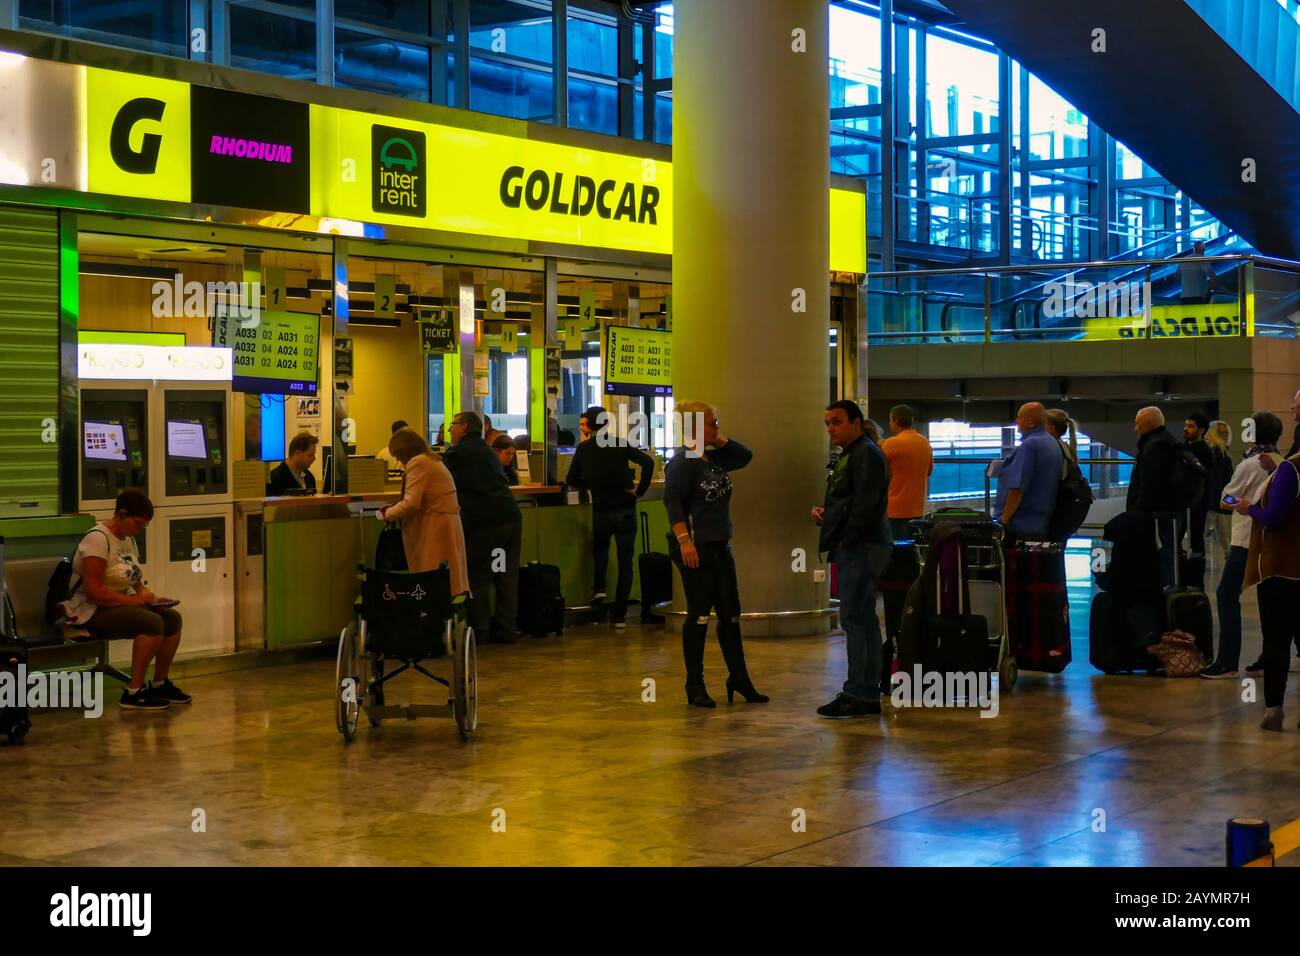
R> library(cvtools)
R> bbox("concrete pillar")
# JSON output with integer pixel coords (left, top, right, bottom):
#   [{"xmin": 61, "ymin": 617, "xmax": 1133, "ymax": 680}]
[{"xmin": 673, "ymin": 0, "xmax": 832, "ymax": 636}]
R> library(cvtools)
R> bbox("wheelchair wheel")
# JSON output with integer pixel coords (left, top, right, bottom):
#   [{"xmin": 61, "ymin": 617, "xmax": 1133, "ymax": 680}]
[
  {"xmin": 336, "ymin": 623, "xmax": 361, "ymax": 742},
  {"xmin": 452, "ymin": 624, "xmax": 477, "ymax": 740}
]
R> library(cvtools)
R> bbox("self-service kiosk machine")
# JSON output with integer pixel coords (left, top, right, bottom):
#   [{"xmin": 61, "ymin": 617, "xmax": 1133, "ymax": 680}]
[{"xmin": 78, "ymin": 355, "xmax": 238, "ymax": 658}]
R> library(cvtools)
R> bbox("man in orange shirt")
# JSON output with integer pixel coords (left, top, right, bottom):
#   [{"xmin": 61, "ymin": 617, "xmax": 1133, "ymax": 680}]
[{"xmin": 880, "ymin": 405, "xmax": 934, "ymax": 540}]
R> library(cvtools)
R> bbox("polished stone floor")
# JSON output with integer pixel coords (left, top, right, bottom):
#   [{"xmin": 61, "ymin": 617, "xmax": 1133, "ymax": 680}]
[{"xmin": 4, "ymin": 572, "xmax": 1299, "ymax": 867}]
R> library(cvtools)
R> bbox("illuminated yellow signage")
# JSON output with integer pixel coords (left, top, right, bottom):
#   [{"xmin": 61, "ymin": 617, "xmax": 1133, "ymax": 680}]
[
  {"xmin": 10, "ymin": 57, "xmax": 869, "ymax": 271},
  {"xmin": 1083, "ymin": 303, "xmax": 1249, "ymax": 340},
  {"xmin": 84, "ymin": 67, "xmax": 190, "ymax": 203}
]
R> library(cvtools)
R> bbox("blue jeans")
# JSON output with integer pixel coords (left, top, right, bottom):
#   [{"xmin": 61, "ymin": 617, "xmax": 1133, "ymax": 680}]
[
  {"xmin": 1214, "ymin": 545, "xmax": 1248, "ymax": 670},
  {"xmin": 833, "ymin": 542, "xmax": 893, "ymax": 702}
]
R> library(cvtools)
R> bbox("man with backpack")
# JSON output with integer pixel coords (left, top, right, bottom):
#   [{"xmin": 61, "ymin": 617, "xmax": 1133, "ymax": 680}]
[
  {"xmin": 1128, "ymin": 406, "xmax": 1204, "ymax": 589},
  {"xmin": 995, "ymin": 402, "xmax": 1063, "ymax": 541}
]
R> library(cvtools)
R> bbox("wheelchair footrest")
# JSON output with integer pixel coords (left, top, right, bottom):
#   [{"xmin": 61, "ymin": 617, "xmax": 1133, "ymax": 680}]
[{"xmin": 366, "ymin": 703, "xmax": 453, "ymax": 721}]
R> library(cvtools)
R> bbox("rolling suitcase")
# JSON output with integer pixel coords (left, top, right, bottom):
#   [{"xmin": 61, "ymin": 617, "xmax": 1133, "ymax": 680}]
[
  {"xmin": 1005, "ymin": 543, "xmax": 1071, "ymax": 673},
  {"xmin": 921, "ymin": 532, "xmax": 988, "ymax": 675},
  {"xmin": 638, "ymin": 512, "xmax": 672, "ymax": 622},
  {"xmin": 0, "ymin": 537, "xmax": 31, "ymax": 745},
  {"xmin": 879, "ymin": 541, "xmax": 920, "ymax": 641},
  {"xmin": 1089, "ymin": 591, "xmax": 1159, "ymax": 674},
  {"xmin": 517, "ymin": 561, "xmax": 565, "ymax": 639},
  {"xmin": 1159, "ymin": 513, "xmax": 1213, "ymax": 661}
]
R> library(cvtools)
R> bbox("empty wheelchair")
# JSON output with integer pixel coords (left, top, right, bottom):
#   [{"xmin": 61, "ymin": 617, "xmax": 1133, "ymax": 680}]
[{"xmin": 335, "ymin": 564, "xmax": 476, "ymax": 742}]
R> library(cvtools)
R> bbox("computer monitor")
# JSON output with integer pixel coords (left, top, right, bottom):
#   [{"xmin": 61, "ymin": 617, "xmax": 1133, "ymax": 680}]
[
  {"xmin": 166, "ymin": 419, "xmax": 209, "ymax": 461},
  {"xmin": 83, "ymin": 421, "xmax": 128, "ymax": 462}
]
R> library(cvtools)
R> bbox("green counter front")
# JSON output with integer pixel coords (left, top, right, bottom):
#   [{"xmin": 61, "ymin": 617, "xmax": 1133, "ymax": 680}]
[{"xmin": 244, "ymin": 490, "xmax": 670, "ymax": 650}]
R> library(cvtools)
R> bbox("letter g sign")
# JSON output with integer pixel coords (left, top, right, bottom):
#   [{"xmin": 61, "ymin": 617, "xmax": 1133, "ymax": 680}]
[{"xmin": 110, "ymin": 98, "xmax": 167, "ymax": 174}]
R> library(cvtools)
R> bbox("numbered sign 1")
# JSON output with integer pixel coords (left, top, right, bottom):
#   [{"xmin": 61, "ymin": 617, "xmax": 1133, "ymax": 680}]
[{"xmin": 265, "ymin": 267, "xmax": 287, "ymax": 311}]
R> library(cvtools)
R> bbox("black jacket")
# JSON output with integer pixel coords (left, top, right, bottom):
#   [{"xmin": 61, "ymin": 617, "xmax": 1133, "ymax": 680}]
[
  {"xmin": 663, "ymin": 440, "xmax": 752, "ymax": 545},
  {"xmin": 819, "ymin": 434, "xmax": 890, "ymax": 554},
  {"xmin": 1288, "ymin": 422, "xmax": 1300, "ymax": 460},
  {"xmin": 441, "ymin": 436, "xmax": 522, "ymax": 533},
  {"xmin": 267, "ymin": 461, "xmax": 315, "ymax": 496},
  {"xmin": 1097, "ymin": 511, "xmax": 1160, "ymax": 598},
  {"xmin": 566, "ymin": 438, "xmax": 654, "ymax": 509},
  {"xmin": 1126, "ymin": 426, "xmax": 1180, "ymax": 515}
]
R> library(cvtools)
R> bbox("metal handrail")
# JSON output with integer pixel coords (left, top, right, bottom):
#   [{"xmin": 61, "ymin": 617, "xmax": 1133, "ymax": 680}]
[
  {"xmin": 868, "ymin": 252, "xmax": 1300, "ymax": 280},
  {"xmin": 929, "ymin": 455, "xmax": 1131, "ymax": 516}
]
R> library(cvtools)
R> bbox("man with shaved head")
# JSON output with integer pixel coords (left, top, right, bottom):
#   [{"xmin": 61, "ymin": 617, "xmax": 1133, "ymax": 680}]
[
  {"xmin": 1128, "ymin": 404, "xmax": 1183, "ymax": 588},
  {"xmin": 995, "ymin": 401, "xmax": 1063, "ymax": 540}
]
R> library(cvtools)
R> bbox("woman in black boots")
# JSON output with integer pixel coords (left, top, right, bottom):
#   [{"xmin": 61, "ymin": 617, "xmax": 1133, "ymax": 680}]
[{"xmin": 663, "ymin": 401, "xmax": 767, "ymax": 708}]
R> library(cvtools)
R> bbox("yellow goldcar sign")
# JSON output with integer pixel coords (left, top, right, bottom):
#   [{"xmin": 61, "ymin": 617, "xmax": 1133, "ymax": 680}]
[
  {"xmin": 1083, "ymin": 303, "xmax": 1250, "ymax": 340},
  {"xmin": 313, "ymin": 104, "xmax": 867, "ymax": 271}
]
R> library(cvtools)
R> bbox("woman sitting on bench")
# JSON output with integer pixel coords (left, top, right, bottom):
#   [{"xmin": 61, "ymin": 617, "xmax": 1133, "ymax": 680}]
[{"xmin": 62, "ymin": 490, "xmax": 191, "ymax": 711}]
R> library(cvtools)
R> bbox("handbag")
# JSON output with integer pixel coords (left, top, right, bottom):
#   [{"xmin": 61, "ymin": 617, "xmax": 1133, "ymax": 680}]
[
  {"xmin": 375, "ymin": 523, "xmax": 408, "ymax": 572},
  {"xmin": 1149, "ymin": 630, "xmax": 1204, "ymax": 677}
]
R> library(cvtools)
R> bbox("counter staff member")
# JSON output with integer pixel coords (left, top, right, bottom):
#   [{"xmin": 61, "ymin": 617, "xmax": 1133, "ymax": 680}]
[
  {"xmin": 268, "ymin": 432, "xmax": 318, "ymax": 496},
  {"xmin": 566, "ymin": 406, "xmax": 655, "ymax": 629},
  {"xmin": 492, "ymin": 433, "xmax": 521, "ymax": 486},
  {"xmin": 443, "ymin": 411, "xmax": 523, "ymax": 645},
  {"xmin": 375, "ymin": 419, "xmax": 409, "ymax": 471}
]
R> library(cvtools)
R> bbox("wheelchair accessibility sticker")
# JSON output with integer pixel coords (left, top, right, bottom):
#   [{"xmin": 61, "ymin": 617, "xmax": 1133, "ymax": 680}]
[{"xmin": 381, "ymin": 582, "xmax": 426, "ymax": 601}]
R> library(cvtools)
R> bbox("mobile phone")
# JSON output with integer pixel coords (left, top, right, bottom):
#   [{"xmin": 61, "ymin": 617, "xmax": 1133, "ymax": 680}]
[
  {"xmin": 150, "ymin": 599, "xmax": 180, "ymax": 609},
  {"xmin": 1222, "ymin": 495, "xmax": 1239, "ymax": 506}
]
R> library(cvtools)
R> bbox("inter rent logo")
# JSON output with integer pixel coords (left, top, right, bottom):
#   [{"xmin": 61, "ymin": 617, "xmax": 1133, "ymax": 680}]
[{"xmin": 372, "ymin": 124, "xmax": 426, "ymax": 217}]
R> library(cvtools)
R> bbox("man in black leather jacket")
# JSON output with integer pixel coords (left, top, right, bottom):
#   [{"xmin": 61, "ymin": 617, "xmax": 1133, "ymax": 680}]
[{"xmin": 811, "ymin": 400, "xmax": 891, "ymax": 718}]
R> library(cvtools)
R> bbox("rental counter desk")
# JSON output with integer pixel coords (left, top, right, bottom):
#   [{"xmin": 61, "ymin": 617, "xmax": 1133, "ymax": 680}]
[{"xmin": 234, "ymin": 486, "xmax": 670, "ymax": 651}]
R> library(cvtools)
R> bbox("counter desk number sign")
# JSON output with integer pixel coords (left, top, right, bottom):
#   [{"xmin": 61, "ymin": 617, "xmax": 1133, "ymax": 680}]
[
  {"xmin": 265, "ymin": 268, "xmax": 287, "ymax": 312},
  {"xmin": 579, "ymin": 288, "xmax": 596, "ymax": 329},
  {"xmin": 374, "ymin": 274, "xmax": 397, "ymax": 319}
]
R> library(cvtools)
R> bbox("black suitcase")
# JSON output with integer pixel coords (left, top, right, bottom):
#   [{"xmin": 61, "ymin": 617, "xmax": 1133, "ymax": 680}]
[
  {"xmin": 1160, "ymin": 514, "xmax": 1213, "ymax": 661},
  {"xmin": 638, "ymin": 512, "xmax": 672, "ymax": 622},
  {"xmin": 880, "ymin": 542, "xmax": 920, "ymax": 641},
  {"xmin": 1, "ymin": 537, "xmax": 31, "ymax": 745},
  {"xmin": 517, "ymin": 561, "xmax": 565, "ymax": 639},
  {"xmin": 1089, "ymin": 591, "xmax": 1158, "ymax": 674}
]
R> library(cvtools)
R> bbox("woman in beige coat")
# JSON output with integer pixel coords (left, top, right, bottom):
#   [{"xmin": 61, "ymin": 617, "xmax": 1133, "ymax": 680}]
[{"xmin": 379, "ymin": 429, "xmax": 470, "ymax": 596}]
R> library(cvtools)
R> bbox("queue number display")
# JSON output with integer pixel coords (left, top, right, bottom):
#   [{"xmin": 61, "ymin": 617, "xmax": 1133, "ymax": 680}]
[
  {"xmin": 605, "ymin": 325, "xmax": 671, "ymax": 397},
  {"xmin": 212, "ymin": 310, "xmax": 320, "ymax": 396}
]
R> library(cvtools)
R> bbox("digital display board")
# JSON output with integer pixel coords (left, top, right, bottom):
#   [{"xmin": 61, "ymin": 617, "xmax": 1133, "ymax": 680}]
[
  {"xmin": 212, "ymin": 311, "xmax": 320, "ymax": 396},
  {"xmin": 604, "ymin": 325, "xmax": 672, "ymax": 397}
]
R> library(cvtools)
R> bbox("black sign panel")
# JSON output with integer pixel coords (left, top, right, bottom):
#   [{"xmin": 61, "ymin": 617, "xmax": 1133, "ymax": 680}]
[
  {"xmin": 190, "ymin": 86, "xmax": 310, "ymax": 213},
  {"xmin": 420, "ymin": 309, "xmax": 455, "ymax": 352},
  {"xmin": 372, "ymin": 124, "xmax": 427, "ymax": 217}
]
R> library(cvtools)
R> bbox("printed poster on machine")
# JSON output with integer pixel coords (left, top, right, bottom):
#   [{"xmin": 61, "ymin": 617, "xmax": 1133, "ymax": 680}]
[{"xmin": 604, "ymin": 325, "xmax": 672, "ymax": 397}]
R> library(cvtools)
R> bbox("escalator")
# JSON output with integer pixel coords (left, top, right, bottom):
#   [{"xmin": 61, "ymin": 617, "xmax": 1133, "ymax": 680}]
[{"xmin": 941, "ymin": 0, "xmax": 1300, "ymax": 260}]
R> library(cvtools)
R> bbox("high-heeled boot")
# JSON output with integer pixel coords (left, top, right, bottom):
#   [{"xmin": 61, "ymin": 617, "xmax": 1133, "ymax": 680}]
[
  {"xmin": 682, "ymin": 620, "xmax": 714, "ymax": 708},
  {"xmin": 718, "ymin": 618, "xmax": 768, "ymax": 703}
]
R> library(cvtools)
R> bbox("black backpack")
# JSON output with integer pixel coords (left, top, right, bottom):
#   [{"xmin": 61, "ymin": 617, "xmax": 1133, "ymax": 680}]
[
  {"xmin": 1047, "ymin": 450, "xmax": 1094, "ymax": 541},
  {"xmin": 43, "ymin": 528, "xmax": 108, "ymax": 628},
  {"xmin": 44, "ymin": 559, "xmax": 74, "ymax": 628}
]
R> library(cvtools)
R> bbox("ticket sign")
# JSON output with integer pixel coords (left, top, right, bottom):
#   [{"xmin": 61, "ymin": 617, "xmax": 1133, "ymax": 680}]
[
  {"xmin": 212, "ymin": 310, "xmax": 319, "ymax": 395},
  {"xmin": 420, "ymin": 309, "xmax": 455, "ymax": 353},
  {"xmin": 605, "ymin": 325, "xmax": 671, "ymax": 397},
  {"xmin": 1082, "ymin": 303, "xmax": 1250, "ymax": 340}
]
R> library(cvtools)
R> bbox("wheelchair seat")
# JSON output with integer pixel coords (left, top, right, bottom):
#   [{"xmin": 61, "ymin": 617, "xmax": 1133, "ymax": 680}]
[{"xmin": 359, "ymin": 566, "xmax": 456, "ymax": 658}]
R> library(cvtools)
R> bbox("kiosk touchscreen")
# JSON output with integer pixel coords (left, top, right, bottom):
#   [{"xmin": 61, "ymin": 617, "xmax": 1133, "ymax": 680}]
[
  {"xmin": 163, "ymin": 390, "xmax": 228, "ymax": 498},
  {"xmin": 80, "ymin": 389, "xmax": 148, "ymax": 504}
]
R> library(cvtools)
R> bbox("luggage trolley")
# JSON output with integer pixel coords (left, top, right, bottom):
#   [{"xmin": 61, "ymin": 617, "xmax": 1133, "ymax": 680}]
[
  {"xmin": 335, "ymin": 564, "xmax": 477, "ymax": 742},
  {"xmin": 911, "ymin": 514, "xmax": 1017, "ymax": 691}
]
